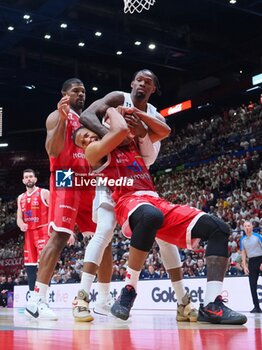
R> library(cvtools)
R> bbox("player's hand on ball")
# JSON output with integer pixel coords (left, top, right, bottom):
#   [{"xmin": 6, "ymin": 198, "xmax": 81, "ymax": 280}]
[{"xmin": 124, "ymin": 114, "xmax": 147, "ymax": 138}]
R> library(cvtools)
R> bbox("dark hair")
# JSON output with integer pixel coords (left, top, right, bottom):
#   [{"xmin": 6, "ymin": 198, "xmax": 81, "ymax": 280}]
[
  {"xmin": 23, "ymin": 169, "xmax": 36, "ymax": 176},
  {"xmin": 132, "ymin": 69, "xmax": 161, "ymax": 96},
  {"xmin": 72, "ymin": 126, "xmax": 86, "ymax": 146},
  {"xmin": 61, "ymin": 78, "xmax": 84, "ymax": 92}
]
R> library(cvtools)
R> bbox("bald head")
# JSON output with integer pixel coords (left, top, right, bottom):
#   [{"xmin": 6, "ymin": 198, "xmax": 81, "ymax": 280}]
[{"xmin": 243, "ymin": 221, "xmax": 253, "ymax": 236}]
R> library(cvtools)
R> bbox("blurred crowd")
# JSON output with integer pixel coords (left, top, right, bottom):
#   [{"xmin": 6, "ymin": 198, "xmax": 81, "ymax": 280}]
[
  {"xmin": 0, "ymin": 198, "xmax": 17, "ymax": 234},
  {"xmin": 154, "ymin": 100, "xmax": 261, "ymax": 169}
]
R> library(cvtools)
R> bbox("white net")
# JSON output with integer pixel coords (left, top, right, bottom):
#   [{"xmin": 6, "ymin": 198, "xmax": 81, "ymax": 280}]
[{"xmin": 123, "ymin": 0, "xmax": 156, "ymax": 14}]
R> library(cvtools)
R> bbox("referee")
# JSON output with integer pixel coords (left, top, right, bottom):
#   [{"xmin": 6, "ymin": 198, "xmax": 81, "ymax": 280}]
[{"xmin": 241, "ymin": 221, "xmax": 262, "ymax": 313}]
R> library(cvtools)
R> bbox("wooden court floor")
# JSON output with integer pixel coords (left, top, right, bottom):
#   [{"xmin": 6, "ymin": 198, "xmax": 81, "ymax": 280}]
[{"xmin": 0, "ymin": 307, "xmax": 261, "ymax": 350}]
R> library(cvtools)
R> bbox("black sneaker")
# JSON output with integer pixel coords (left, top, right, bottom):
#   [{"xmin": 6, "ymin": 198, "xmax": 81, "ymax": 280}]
[
  {"xmin": 250, "ymin": 307, "xmax": 262, "ymax": 313},
  {"xmin": 111, "ymin": 285, "xmax": 137, "ymax": 320},
  {"xmin": 197, "ymin": 295, "xmax": 247, "ymax": 325}
]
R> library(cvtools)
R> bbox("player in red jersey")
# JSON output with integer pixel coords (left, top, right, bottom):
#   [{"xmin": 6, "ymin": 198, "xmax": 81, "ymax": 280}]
[
  {"xmin": 73, "ymin": 70, "xmax": 198, "ymax": 323},
  {"xmin": 73, "ymin": 106, "xmax": 247, "ymax": 325},
  {"xmin": 17, "ymin": 169, "xmax": 49, "ymax": 303},
  {"xmin": 25, "ymin": 78, "xmax": 97, "ymax": 320}
]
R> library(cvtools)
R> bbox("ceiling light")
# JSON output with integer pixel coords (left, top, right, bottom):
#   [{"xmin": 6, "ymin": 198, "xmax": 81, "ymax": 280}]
[
  {"xmin": 148, "ymin": 43, "xmax": 156, "ymax": 50},
  {"xmin": 134, "ymin": 41, "xmax": 141, "ymax": 46},
  {"xmin": 246, "ymin": 86, "xmax": 261, "ymax": 92},
  {"xmin": 44, "ymin": 34, "xmax": 51, "ymax": 39},
  {"xmin": 23, "ymin": 14, "xmax": 30, "ymax": 20},
  {"xmin": 229, "ymin": 0, "xmax": 237, "ymax": 4},
  {"xmin": 60, "ymin": 23, "xmax": 67, "ymax": 29},
  {"xmin": 78, "ymin": 42, "xmax": 85, "ymax": 47},
  {"xmin": 95, "ymin": 31, "xmax": 102, "ymax": 37},
  {"xmin": 24, "ymin": 85, "xmax": 36, "ymax": 90},
  {"xmin": 116, "ymin": 51, "xmax": 123, "ymax": 55},
  {"xmin": 92, "ymin": 86, "xmax": 98, "ymax": 91},
  {"xmin": 240, "ymin": 70, "xmax": 243, "ymax": 74},
  {"xmin": 8, "ymin": 26, "xmax": 14, "ymax": 31},
  {"xmin": 0, "ymin": 143, "xmax": 8, "ymax": 147}
]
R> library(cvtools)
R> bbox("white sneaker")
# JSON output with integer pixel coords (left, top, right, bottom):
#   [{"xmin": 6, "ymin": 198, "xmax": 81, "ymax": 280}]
[
  {"xmin": 94, "ymin": 295, "xmax": 115, "ymax": 316},
  {"xmin": 25, "ymin": 298, "xmax": 58, "ymax": 321},
  {"xmin": 72, "ymin": 290, "xmax": 94, "ymax": 322}
]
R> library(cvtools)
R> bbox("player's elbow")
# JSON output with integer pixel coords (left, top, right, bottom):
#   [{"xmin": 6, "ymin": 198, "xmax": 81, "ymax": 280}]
[
  {"xmin": 79, "ymin": 114, "xmax": 88, "ymax": 127},
  {"xmin": 84, "ymin": 151, "xmax": 100, "ymax": 168},
  {"xmin": 45, "ymin": 140, "xmax": 61, "ymax": 157},
  {"xmin": 156, "ymin": 125, "xmax": 171, "ymax": 141},
  {"xmin": 162, "ymin": 125, "xmax": 171, "ymax": 138}
]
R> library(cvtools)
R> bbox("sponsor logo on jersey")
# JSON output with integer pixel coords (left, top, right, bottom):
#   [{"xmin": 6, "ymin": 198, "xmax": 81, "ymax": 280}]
[
  {"xmin": 127, "ymin": 161, "xmax": 142, "ymax": 173},
  {"xmin": 24, "ymin": 210, "xmax": 33, "ymax": 217}
]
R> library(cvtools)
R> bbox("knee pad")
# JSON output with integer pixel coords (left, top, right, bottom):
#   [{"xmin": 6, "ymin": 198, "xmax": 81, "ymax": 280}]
[
  {"xmin": 130, "ymin": 204, "xmax": 164, "ymax": 252},
  {"xmin": 156, "ymin": 238, "xmax": 182, "ymax": 270},
  {"xmin": 84, "ymin": 206, "xmax": 116, "ymax": 265}
]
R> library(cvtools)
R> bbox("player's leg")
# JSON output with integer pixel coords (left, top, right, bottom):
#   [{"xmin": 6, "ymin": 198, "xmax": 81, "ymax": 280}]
[
  {"xmin": 248, "ymin": 257, "xmax": 262, "ymax": 312},
  {"xmin": 94, "ymin": 242, "xmax": 114, "ymax": 315},
  {"xmin": 24, "ymin": 230, "xmax": 38, "ymax": 300},
  {"xmin": 73, "ymin": 205, "xmax": 115, "ymax": 321},
  {"xmin": 25, "ymin": 189, "xmax": 79, "ymax": 321},
  {"xmin": 156, "ymin": 238, "xmax": 198, "ymax": 322},
  {"xmin": 111, "ymin": 204, "xmax": 164, "ymax": 320},
  {"xmin": 192, "ymin": 214, "xmax": 247, "ymax": 324},
  {"xmin": 25, "ymin": 230, "xmax": 69, "ymax": 320}
]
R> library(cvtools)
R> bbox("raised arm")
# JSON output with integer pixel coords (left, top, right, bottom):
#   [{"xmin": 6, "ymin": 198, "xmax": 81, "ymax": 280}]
[
  {"xmin": 45, "ymin": 96, "xmax": 70, "ymax": 157},
  {"xmin": 84, "ymin": 107, "xmax": 129, "ymax": 166},
  {"xmin": 124, "ymin": 107, "xmax": 170, "ymax": 143},
  {"xmin": 79, "ymin": 91, "xmax": 125, "ymax": 138},
  {"xmin": 135, "ymin": 109, "xmax": 171, "ymax": 143}
]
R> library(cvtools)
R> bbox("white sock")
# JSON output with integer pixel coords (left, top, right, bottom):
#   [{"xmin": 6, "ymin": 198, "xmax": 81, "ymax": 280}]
[
  {"xmin": 34, "ymin": 281, "xmax": 49, "ymax": 301},
  {"xmin": 172, "ymin": 280, "xmax": 186, "ymax": 305},
  {"xmin": 204, "ymin": 281, "xmax": 223, "ymax": 306},
  {"xmin": 80, "ymin": 272, "xmax": 95, "ymax": 295},
  {"xmin": 97, "ymin": 282, "xmax": 110, "ymax": 303},
  {"xmin": 125, "ymin": 267, "xmax": 140, "ymax": 290}
]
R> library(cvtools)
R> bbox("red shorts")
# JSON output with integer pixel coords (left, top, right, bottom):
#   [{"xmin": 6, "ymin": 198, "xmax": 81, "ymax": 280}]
[
  {"xmin": 24, "ymin": 226, "xmax": 49, "ymax": 265},
  {"xmin": 115, "ymin": 194, "xmax": 205, "ymax": 249},
  {"xmin": 49, "ymin": 175, "xmax": 96, "ymax": 235}
]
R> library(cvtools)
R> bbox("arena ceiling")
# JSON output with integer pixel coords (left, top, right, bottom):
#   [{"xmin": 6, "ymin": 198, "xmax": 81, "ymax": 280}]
[{"xmin": 0, "ymin": 0, "xmax": 261, "ymax": 148}]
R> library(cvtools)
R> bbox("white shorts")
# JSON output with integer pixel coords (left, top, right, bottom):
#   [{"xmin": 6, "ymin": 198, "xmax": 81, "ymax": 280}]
[{"xmin": 92, "ymin": 184, "xmax": 115, "ymax": 223}]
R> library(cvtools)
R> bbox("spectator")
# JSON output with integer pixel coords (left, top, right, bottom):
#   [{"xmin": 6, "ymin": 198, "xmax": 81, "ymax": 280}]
[{"xmin": 241, "ymin": 221, "xmax": 262, "ymax": 313}]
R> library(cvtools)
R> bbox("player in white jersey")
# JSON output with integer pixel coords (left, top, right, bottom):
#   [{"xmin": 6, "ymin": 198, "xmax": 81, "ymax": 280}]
[{"xmin": 72, "ymin": 69, "xmax": 197, "ymax": 322}]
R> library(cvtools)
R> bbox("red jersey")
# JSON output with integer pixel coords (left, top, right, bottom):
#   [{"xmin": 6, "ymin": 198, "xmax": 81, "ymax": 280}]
[
  {"xmin": 94, "ymin": 141, "xmax": 205, "ymax": 249},
  {"xmin": 48, "ymin": 109, "xmax": 96, "ymax": 235},
  {"xmin": 19, "ymin": 187, "xmax": 48, "ymax": 230},
  {"xmin": 49, "ymin": 109, "xmax": 88, "ymax": 173},
  {"xmin": 94, "ymin": 141, "xmax": 156, "ymax": 203}
]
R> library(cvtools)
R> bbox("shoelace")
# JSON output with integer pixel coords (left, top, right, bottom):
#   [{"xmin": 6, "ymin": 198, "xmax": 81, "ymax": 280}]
[
  {"xmin": 119, "ymin": 291, "xmax": 135, "ymax": 307},
  {"xmin": 78, "ymin": 306, "xmax": 88, "ymax": 312},
  {"xmin": 217, "ymin": 296, "xmax": 229, "ymax": 304}
]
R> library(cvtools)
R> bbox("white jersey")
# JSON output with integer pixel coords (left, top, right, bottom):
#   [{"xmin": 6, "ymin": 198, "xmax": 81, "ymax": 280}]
[
  {"xmin": 92, "ymin": 92, "xmax": 159, "ymax": 223},
  {"xmin": 123, "ymin": 92, "xmax": 158, "ymax": 118}
]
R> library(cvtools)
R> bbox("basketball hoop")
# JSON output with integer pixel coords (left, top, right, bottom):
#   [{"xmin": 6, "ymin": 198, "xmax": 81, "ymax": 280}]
[{"xmin": 123, "ymin": 0, "xmax": 156, "ymax": 14}]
